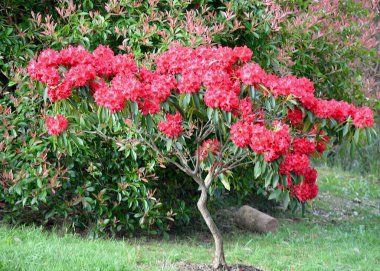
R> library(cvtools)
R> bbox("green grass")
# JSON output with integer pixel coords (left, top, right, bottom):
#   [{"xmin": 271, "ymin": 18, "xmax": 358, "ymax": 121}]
[{"xmin": 1, "ymin": 167, "xmax": 379, "ymax": 271}]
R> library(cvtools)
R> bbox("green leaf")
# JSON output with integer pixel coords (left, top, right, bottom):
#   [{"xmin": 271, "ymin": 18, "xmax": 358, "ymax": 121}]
[
  {"xmin": 131, "ymin": 149, "xmax": 137, "ymax": 160},
  {"xmin": 67, "ymin": 141, "xmax": 73, "ymax": 156},
  {"xmin": 354, "ymin": 128, "xmax": 360, "ymax": 144},
  {"xmin": 143, "ymin": 199, "xmax": 149, "ymax": 211},
  {"xmin": 343, "ymin": 122, "xmax": 350, "ymax": 136},
  {"xmin": 249, "ymin": 86, "xmax": 255, "ymax": 100},
  {"xmin": 175, "ymin": 142, "xmax": 183, "ymax": 150},
  {"xmin": 269, "ymin": 189, "xmax": 281, "ymax": 200},
  {"xmin": 254, "ymin": 162, "xmax": 261, "ymax": 179},
  {"xmin": 265, "ymin": 172, "xmax": 272, "ymax": 188},
  {"xmin": 108, "ymin": 113, "xmax": 113, "ymax": 128},
  {"xmin": 265, "ymin": 99, "xmax": 271, "ymax": 111},
  {"xmin": 182, "ymin": 94, "xmax": 191, "ymax": 108},
  {"xmin": 193, "ymin": 95, "xmax": 201, "ymax": 109},
  {"xmin": 37, "ymin": 179, "xmax": 42, "ymax": 189},
  {"xmin": 131, "ymin": 102, "xmax": 138, "ymax": 116},
  {"xmin": 226, "ymin": 112, "xmax": 232, "ymax": 125},
  {"xmin": 8, "ymin": 81, "xmax": 17, "ymax": 87},
  {"xmin": 207, "ymin": 108, "xmax": 213, "ymax": 120},
  {"xmin": 270, "ymin": 96, "xmax": 276, "ymax": 108},
  {"xmin": 146, "ymin": 114, "xmax": 154, "ymax": 133},
  {"xmin": 219, "ymin": 174, "xmax": 231, "ymax": 191},
  {"xmin": 62, "ymin": 132, "xmax": 68, "ymax": 147},
  {"xmin": 207, "ymin": 151, "xmax": 215, "ymax": 164},
  {"xmin": 166, "ymin": 139, "xmax": 173, "ymax": 151},
  {"xmin": 213, "ymin": 110, "xmax": 219, "ymax": 124},
  {"xmin": 365, "ymin": 128, "xmax": 372, "ymax": 143},
  {"xmin": 307, "ymin": 111, "xmax": 313, "ymax": 122},
  {"xmin": 261, "ymin": 160, "xmax": 267, "ymax": 174},
  {"xmin": 272, "ymin": 173, "xmax": 279, "ymax": 187},
  {"xmin": 283, "ymin": 192, "xmax": 290, "ymax": 209}
]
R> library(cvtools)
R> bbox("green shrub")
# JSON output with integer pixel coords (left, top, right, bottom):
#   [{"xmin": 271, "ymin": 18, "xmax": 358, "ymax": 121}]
[
  {"xmin": 1, "ymin": 0, "xmax": 378, "ymax": 235},
  {"xmin": 0, "ymin": 84, "xmax": 190, "ymax": 235}
]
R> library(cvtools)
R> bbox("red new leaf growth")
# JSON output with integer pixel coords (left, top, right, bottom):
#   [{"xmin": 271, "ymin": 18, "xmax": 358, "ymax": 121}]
[{"xmin": 197, "ymin": 139, "xmax": 220, "ymax": 162}]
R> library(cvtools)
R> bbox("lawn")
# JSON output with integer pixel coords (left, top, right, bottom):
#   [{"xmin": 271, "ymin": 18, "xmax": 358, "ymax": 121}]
[{"xmin": 0, "ymin": 166, "xmax": 379, "ymax": 271}]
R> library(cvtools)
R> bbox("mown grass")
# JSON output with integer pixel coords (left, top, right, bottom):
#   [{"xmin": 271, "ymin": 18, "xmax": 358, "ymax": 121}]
[{"xmin": 0, "ymin": 166, "xmax": 379, "ymax": 271}]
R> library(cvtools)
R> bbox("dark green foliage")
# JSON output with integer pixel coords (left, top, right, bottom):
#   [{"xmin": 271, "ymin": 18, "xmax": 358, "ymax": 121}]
[{"xmin": 0, "ymin": 85, "xmax": 192, "ymax": 235}]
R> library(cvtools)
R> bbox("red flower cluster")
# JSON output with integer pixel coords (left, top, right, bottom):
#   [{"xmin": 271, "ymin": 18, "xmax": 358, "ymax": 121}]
[
  {"xmin": 197, "ymin": 139, "xmax": 220, "ymax": 162},
  {"xmin": 46, "ymin": 115, "xmax": 68, "ymax": 136},
  {"xmin": 287, "ymin": 107, "xmax": 304, "ymax": 125},
  {"xmin": 230, "ymin": 121, "xmax": 253, "ymax": 148},
  {"xmin": 237, "ymin": 63, "xmax": 267, "ymax": 86},
  {"xmin": 292, "ymin": 181, "xmax": 318, "ymax": 203},
  {"xmin": 278, "ymin": 135, "xmax": 324, "ymax": 202},
  {"xmin": 29, "ymin": 45, "xmax": 373, "ymax": 129},
  {"xmin": 28, "ymin": 46, "xmax": 97, "ymax": 101},
  {"xmin": 214, "ymin": 61, "xmax": 374, "ymax": 128},
  {"xmin": 156, "ymin": 45, "xmax": 252, "ymax": 112},
  {"xmin": 30, "ymin": 44, "xmax": 374, "ymax": 204},
  {"xmin": 280, "ymin": 152, "xmax": 310, "ymax": 176},
  {"xmin": 157, "ymin": 112, "xmax": 183, "ymax": 138},
  {"xmin": 292, "ymin": 166, "xmax": 319, "ymax": 203},
  {"xmin": 352, "ymin": 107, "xmax": 374, "ymax": 128},
  {"xmin": 248, "ymin": 122, "xmax": 291, "ymax": 162},
  {"xmin": 292, "ymin": 138, "xmax": 316, "ymax": 156}
]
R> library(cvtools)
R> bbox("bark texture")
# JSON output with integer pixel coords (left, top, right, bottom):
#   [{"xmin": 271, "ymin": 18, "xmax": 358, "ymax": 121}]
[{"xmin": 197, "ymin": 186, "xmax": 227, "ymax": 270}]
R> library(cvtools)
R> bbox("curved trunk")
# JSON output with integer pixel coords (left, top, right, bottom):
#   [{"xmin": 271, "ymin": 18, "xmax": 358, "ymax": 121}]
[{"xmin": 197, "ymin": 185, "xmax": 227, "ymax": 270}]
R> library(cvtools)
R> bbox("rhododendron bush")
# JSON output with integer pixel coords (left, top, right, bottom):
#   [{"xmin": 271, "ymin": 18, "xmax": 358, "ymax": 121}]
[{"xmin": 28, "ymin": 44, "xmax": 374, "ymax": 269}]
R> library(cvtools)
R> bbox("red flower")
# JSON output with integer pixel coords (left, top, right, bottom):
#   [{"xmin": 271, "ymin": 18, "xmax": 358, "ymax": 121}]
[
  {"xmin": 58, "ymin": 45, "xmax": 93, "ymax": 66},
  {"xmin": 292, "ymin": 138, "xmax": 316, "ymax": 156},
  {"xmin": 249, "ymin": 122, "xmax": 291, "ymax": 162},
  {"xmin": 287, "ymin": 107, "xmax": 304, "ymax": 125},
  {"xmin": 352, "ymin": 107, "xmax": 374, "ymax": 128},
  {"xmin": 237, "ymin": 63, "xmax": 267, "ymax": 86},
  {"xmin": 316, "ymin": 142, "xmax": 326, "ymax": 153},
  {"xmin": 303, "ymin": 167, "xmax": 317, "ymax": 184},
  {"xmin": 230, "ymin": 121, "xmax": 252, "ymax": 148},
  {"xmin": 46, "ymin": 115, "xmax": 68, "ymax": 136},
  {"xmin": 280, "ymin": 153, "xmax": 310, "ymax": 176},
  {"xmin": 93, "ymin": 79, "xmax": 126, "ymax": 113},
  {"xmin": 158, "ymin": 112, "xmax": 183, "ymax": 138},
  {"xmin": 91, "ymin": 45, "xmax": 115, "ymax": 77},
  {"xmin": 292, "ymin": 182, "xmax": 318, "ymax": 202},
  {"xmin": 233, "ymin": 46, "xmax": 253, "ymax": 62}
]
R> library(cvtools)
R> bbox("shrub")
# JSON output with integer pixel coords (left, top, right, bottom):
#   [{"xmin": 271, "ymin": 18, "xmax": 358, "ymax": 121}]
[
  {"xmin": 0, "ymin": 84, "xmax": 189, "ymax": 235},
  {"xmin": 1, "ymin": 0, "xmax": 378, "ymax": 237},
  {"xmin": 28, "ymin": 43, "xmax": 374, "ymax": 268}
]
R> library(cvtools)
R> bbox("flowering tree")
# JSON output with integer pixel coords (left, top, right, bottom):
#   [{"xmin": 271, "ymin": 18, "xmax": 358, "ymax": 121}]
[{"xmin": 28, "ymin": 45, "xmax": 374, "ymax": 269}]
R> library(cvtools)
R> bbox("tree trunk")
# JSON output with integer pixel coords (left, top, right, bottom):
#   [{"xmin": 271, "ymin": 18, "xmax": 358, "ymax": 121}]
[{"xmin": 197, "ymin": 185, "xmax": 227, "ymax": 270}]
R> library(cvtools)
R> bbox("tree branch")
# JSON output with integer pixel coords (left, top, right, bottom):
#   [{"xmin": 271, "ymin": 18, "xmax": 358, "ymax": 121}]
[
  {"xmin": 141, "ymin": 134, "xmax": 190, "ymax": 174},
  {"xmin": 84, "ymin": 129, "xmax": 138, "ymax": 145},
  {"xmin": 218, "ymin": 158, "xmax": 257, "ymax": 175}
]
